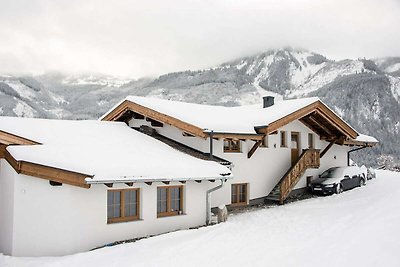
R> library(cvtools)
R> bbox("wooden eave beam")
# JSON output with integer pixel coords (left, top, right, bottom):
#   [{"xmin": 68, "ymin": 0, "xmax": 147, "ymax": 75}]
[
  {"xmin": 320, "ymin": 141, "xmax": 335, "ymax": 158},
  {"xmin": 342, "ymin": 139, "xmax": 377, "ymax": 147},
  {"xmin": 3, "ymin": 149, "xmax": 91, "ymax": 188},
  {"xmin": 0, "ymin": 130, "xmax": 39, "ymax": 146},
  {"xmin": 0, "ymin": 144, "xmax": 6, "ymax": 158},
  {"xmin": 211, "ymin": 133, "xmax": 264, "ymax": 140},
  {"xmin": 247, "ymin": 139, "xmax": 263, "ymax": 159},
  {"xmin": 306, "ymin": 114, "xmax": 336, "ymax": 136},
  {"xmin": 315, "ymin": 103, "xmax": 357, "ymax": 139},
  {"xmin": 254, "ymin": 101, "xmax": 358, "ymax": 139},
  {"xmin": 256, "ymin": 102, "xmax": 319, "ymax": 134},
  {"xmin": 101, "ymin": 100, "xmax": 207, "ymax": 139},
  {"xmin": 299, "ymin": 118, "xmax": 329, "ymax": 138}
]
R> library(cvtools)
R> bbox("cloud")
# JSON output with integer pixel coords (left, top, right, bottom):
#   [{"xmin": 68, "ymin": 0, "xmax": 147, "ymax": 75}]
[{"xmin": 0, "ymin": 0, "xmax": 399, "ymax": 77}]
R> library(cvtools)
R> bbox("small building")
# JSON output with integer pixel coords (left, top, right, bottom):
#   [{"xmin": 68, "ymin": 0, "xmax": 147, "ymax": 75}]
[
  {"xmin": 0, "ymin": 117, "xmax": 232, "ymax": 256},
  {"xmin": 102, "ymin": 96, "xmax": 378, "ymax": 208}
]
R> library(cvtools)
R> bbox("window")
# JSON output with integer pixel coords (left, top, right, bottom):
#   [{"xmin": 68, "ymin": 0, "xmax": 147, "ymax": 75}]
[
  {"xmin": 107, "ymin": 189, "xmax": 140, "ymax": 223},
  {"xmin": 280, "ymin": 131, "xmax": 287, "ymax": 147},
  {"xmin": 231, "ymin": 183, "xmax": 248, "ymax": 205},
  {"xmin": 157, "ymin": 186, "xmax": 183, "ymax": 217},
  {"xmin": 308, "ymin": 133, "xmax": 315, "ymax": 149},
  {"xmin": 223, "ymin": 139, "xmax": 241, "ymax": 152}
]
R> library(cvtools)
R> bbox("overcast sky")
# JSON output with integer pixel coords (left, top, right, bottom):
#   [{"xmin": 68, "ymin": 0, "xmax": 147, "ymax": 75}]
[{"xmin": 0, "ymin": 0, "xmax": 399, "ymax": 78}]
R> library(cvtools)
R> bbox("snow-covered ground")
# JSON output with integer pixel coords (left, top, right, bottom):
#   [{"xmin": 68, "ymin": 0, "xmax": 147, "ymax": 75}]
[{"xmin": 1, "ymin": 170, "xmax": 399, "ymax": 267}]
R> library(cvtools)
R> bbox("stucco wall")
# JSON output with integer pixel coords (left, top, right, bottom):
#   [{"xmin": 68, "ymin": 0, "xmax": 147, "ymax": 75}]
[
  {"xmin": 128, "ymin": 117, "xmax": 350, "ymax": 206},
  {"xmin": 6, "ymin": 165, "xmax": 213, "ymax": 257},
  {"xmin": 0, "ymin": 159, "xmax": 16, "ymax": 255}
]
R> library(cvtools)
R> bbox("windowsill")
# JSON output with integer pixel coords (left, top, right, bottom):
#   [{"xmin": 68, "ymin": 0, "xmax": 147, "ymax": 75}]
[
  {"xmin": 107, "ymin": 218, "xmax": 142, "ymax": 224},
  {"xmin": 230, "ymin": 202, "xmax": 248, "ymax": 207},
  {"xmin": 157, "ymin": 213, "xmax": 186, "ymax": 219}
]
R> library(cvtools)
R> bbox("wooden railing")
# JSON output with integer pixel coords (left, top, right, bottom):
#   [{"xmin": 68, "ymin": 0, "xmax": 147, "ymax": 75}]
[{"xmin": 279, "ymin": 149, "xmax": 320, "ymax": 203}]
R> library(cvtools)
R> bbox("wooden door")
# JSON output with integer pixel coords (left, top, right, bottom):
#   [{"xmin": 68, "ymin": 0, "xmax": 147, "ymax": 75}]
[{"xmin": 291, "ymin": 132, "xmax": 300, "ymax": 166}]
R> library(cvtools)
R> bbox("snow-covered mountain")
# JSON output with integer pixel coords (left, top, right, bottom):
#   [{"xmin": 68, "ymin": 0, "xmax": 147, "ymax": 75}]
[{"xmin": 1, "ymin": 48, "xmax": 399, "ymax": 166}]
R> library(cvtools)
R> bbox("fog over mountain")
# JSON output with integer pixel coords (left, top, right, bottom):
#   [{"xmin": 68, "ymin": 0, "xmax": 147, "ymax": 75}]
[{"xmin": 1, "ymin": 48, "xmax": 399, "ymax": 166}]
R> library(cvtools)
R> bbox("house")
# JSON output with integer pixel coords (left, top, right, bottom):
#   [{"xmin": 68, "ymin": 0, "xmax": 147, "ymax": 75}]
[
  {"xmin": 0, "ymin": 117, "xmax": 232, "ymax": 257},
  {"xmin": 101, "ymin": 96, "xmax": 378, "ymax": 208}
]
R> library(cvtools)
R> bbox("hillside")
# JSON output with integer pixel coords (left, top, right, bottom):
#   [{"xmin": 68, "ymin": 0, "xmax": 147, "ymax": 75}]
[{"xmin": 0, "ymin": 48, "xmax": 399, "ymax": 166}]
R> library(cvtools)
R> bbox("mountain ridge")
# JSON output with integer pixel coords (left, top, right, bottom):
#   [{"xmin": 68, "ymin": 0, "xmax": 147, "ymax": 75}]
[{"xmin": 1, "ymin": 48, "xmax": 399, "ymax": 166}]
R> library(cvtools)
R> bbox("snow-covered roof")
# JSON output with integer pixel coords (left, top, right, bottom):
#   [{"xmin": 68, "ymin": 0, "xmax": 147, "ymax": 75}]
[
  {"xmin": 120, "ymin": 96, "xmax": 321, "ymax": 134},
  {"xmin": 353, "ymin": 134, "xmax": 378, "ymax": 143},
  {"xmin": 0, "ymin": 116, "xmax": 231, "ymax": 183}
]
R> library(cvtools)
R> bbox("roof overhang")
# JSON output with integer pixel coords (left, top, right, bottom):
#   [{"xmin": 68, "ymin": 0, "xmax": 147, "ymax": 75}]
[{"xmin": 254, "ymin": 101, "xmax": 358, "ymax": 140}]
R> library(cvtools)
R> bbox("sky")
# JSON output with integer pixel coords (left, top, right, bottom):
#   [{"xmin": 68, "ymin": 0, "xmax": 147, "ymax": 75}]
[{"xmin": 0, "ymin": 0, "xmax": 399, "ymax": 78}]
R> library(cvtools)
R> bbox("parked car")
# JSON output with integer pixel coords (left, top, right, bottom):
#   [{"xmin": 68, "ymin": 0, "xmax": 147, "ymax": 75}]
[{"xmin": 310, "ymin": 166, "xmax": 366, "ymax": 195}]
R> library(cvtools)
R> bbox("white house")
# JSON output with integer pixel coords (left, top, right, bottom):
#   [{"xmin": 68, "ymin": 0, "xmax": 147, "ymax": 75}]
[
  {"xmin": 0, "ymin": 117, "xmax": 232, "ymax": 257},
  {"xmin": 0, "ymin": 95, "xmax": 377, "ymax": 257},
  {"xmin": 101, "ymin": 96, "xmax": 378, "ymax": 208}
]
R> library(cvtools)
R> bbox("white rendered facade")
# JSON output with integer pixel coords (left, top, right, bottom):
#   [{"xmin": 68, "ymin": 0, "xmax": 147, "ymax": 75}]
[
  {"xmin": 0, "ymin": 158, "xmax": 217, "ymax": 256},
  {"xmin": 129, "ymin": 118, "xmax": 350, "ymax": 207}
]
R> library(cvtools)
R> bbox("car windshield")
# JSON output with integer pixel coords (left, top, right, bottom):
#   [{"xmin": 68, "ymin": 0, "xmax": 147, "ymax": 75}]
[{"xmin": 319, "ymin": 168, "xmax": 341, "ymax": 179}]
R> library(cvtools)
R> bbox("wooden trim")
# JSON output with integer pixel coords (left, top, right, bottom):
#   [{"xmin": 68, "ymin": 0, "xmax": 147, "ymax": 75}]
[
  {"xmin": 107, "ymin": 188, "xmax": 140, "ymax": 224},
  {"xmin": 0, "ymin": 144, "xmax": 7, "ymax": 158},
  {"xmin": 342, "ymin": 139, "xmax": 377, "ymax": 147},
  {"xmin": 231, "ymin": 183, "xmax": 248, "ymax": 206},
  {"xmin": 102, "ymin": 100, "xmax": 207, "ymax": 139},
  {"xmin": 157, "ymin": 185, "xmax": 183, "ymax": 218},
  {"xmin": 3, "ymin": 149, "xmax": 90, "ymax": 188},
  {"xmin": 0, "ymin": 130, "xmax": 39, "ymax": 145},
  {"xmin": 212, "ymin": 133, "xmax": 264, "ymax": 140},
  {"xmin": 280, "ymin": 131, "xmax": 287, "ymax": 147},
  {"xmin": 320, "ymin": 141, "xmax": 335, "ymax": 158},
  {"xmin": 223, "ymin": 139, "xmax": 241, "ymax": 153},
  {"xmin": 247, "ymin": 140, "xmax": 263, "ymax": 159},
  {"xmin": 256, "ymin": 101, "xmax": 357, "ymax": 139}
]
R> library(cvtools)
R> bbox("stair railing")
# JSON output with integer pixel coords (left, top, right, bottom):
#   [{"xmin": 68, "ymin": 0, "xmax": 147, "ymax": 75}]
[{"xmin": 279, "ymin": 149, "xmax": 320, "ymax": 203}]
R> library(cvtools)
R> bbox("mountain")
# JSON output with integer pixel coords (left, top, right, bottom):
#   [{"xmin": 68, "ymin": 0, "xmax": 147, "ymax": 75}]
[{"xmin": 1, "ymin": 48, "xmax": 399, "ymax": 166}]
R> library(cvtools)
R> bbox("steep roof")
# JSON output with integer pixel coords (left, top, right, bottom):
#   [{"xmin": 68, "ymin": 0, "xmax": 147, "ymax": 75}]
[
  {"xmin": 102, "ymin": 96, "xmax": 361, "ymax": 140},
  {"xmin": 0, "ymin": 117, "xmax": 232, "ymax": 187}
]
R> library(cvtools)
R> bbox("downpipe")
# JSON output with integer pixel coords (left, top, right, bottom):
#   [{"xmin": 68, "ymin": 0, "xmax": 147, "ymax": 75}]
[
  {"xmin": 347, "ymin": 146, "xmax": 367, "ymax": 166},
  {"xmin": 206, "ymin": 179, "xmax": 224, "ymax": 225}
]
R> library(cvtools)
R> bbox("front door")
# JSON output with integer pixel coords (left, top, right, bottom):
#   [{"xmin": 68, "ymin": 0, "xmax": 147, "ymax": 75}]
[{"xmin": 291, "ymin": 132, "xmax": 300, "ymax": 166}]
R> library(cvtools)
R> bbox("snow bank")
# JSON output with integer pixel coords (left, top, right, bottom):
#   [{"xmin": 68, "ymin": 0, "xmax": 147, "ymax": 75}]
[{"xmin": 2, "ymin": 170, "xmax": 399, "ymax": 267}]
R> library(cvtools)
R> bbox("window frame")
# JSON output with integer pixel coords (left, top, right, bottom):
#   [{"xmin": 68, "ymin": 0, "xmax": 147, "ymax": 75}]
[
  {"xmin": 107, "ymin": 188, "xmax": 140, "ymax": 224},
  {"xmin": 308, "ymin": 133, "xmax": 315, "ymax": 149},
  {"xmin": 157, "ymin": 185, "xmax": 184, "ymax": 218},
  {"xmin": 280, "ymin": 131, "xmax": 287, "ymax": 147},
  {"xmin": 223, "ymin": 139, "xmax": 241, "ymax": 153},
  {"xmin": 231, "ymin": 183, "xmax": 248, "ymax": 206}
]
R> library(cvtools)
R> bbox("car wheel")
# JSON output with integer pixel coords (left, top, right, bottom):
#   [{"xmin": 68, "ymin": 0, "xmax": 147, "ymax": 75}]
[
  {"xmin": 359, "ymin": 177, "xmax": 366, "ymax": 186},
  {"xmin": 335, "ymin": 183, "xmax": 343, "ymax": 194}
]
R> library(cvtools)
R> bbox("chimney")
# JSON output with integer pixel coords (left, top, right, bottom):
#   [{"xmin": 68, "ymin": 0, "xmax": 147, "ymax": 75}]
[{"xmin": 263, "ymin": 96, "xmax": 274, "ymax": 108}]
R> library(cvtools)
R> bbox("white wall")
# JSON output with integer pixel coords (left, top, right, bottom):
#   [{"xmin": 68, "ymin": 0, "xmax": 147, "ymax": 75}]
[
  {"xmin": 4, "ymin": 163, "xmax": 216, "ymax": 257},
  {"xmin": 0, "ymin": 159, "xmax": 16, "ymax": 255},
  {"xmin": 128, "ymin": 118, "xmax": 350, "ymax": 206}
]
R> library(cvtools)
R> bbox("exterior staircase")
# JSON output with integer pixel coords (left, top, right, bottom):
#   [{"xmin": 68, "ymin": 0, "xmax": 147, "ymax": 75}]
[{"xmin": 266, "ymin": 149, "xmax": 320, "ymax": 204}]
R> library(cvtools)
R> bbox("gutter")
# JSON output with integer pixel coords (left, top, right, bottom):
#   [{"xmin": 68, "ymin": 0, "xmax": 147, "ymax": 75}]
[
  {"xmin": 206, "ymin": 179, "xmax": 225, "ymax": 225},
  {"xmin": 85, "ymin": 175, "xmax": 231, "ymax": 185}
]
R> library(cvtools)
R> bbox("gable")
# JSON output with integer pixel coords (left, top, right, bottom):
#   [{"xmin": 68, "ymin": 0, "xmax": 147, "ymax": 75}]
[{"xmin": 102, "ymin": 97, "xmax": 358, "ymax": 143}]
